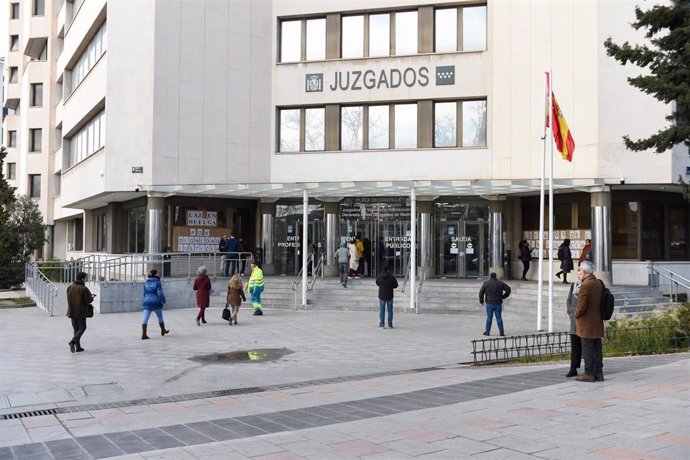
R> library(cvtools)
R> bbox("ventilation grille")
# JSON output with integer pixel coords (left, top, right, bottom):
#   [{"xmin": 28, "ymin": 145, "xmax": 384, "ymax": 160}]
[{"xmin": 1, "ymin": 408, "xmax": 59, "ymax": 420}]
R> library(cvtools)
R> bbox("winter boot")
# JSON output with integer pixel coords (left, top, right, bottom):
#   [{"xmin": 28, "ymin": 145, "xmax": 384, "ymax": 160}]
[
  {"xmin": 141, "ymin": 325, "xmax": 149, "ymax": 340},
  {"xmin": 159, "ymin": 322, "xmax": 170, "ymax": 336}
]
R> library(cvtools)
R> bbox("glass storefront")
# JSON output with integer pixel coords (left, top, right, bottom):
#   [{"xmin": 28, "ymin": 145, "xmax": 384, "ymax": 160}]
[
  {"xmin": 434, "ymin": 199, "xmax": 489, "ymax": 278},
  {"xmin": 275, "ymin": 202, "xmax": 324, "ymax": 275}
]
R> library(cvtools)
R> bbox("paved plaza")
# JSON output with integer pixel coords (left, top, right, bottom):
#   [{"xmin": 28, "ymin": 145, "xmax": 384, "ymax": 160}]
[{"xmin": 0, "ymin": 292, "xmax": 688, "ymax": 459}]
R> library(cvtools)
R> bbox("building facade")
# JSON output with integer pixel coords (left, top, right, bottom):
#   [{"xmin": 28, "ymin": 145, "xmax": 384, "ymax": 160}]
[{"xmin": 3, "ymin": 0, "xmax": 689, "ymax": 285}]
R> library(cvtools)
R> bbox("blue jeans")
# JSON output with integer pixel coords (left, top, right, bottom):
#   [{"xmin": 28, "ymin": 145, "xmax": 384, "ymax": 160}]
[
  {"xmin": 379, "ymin": 299, "xmax": 393, "ymax": 327},
  {"xmin": 339, "ymin": 263, "xmax": 348, "ymax": 285},
  {"xmin": 142, "ymin": 309, "xmax": 164, "ymax": 325},
  {"xmin": 225, "ymin": 258, "xmax": 238, "ymax": 277},
  {"xmin": 485, "ymin": 303, "xmax": 504, "ymax": 335}
]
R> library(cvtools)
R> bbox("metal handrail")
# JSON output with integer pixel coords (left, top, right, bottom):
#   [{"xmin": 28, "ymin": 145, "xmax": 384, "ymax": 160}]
[
  {"xmin": 401, "ymin": 252, "xmax": 412, "ymax": 293},
  {"xmin": 308, "ymin": 253, "xmax": 325, "ymax": 292},
  {"xmin": 25, "ymin": 262, "xmax": 58, "ymax": 316},
  {"xmin": 291, "ymin": 253, "xmax": 312, "ymax": 311},
  {"xmin": 649, "ymin": 262, "xmax": 690, "ymax": 302}
]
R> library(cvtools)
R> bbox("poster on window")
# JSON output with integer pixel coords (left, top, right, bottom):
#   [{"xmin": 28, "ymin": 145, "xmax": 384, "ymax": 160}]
[
  {"xmin": 523, "ymin": 229, "xmax": 591, "ymax": 259},
  {"xmin": 187, "ymin": 210, "xmax": 217, "ymax": 226}
]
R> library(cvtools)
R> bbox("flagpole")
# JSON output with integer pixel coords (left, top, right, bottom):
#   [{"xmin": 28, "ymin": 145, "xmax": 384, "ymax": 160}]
[
  {"xmin": 548, "ymin": 71, "xmax": 555, "ymax": 333},
  {"xmin": 537, "ymin": 72, "xmax": 549, "ymax": 331}
]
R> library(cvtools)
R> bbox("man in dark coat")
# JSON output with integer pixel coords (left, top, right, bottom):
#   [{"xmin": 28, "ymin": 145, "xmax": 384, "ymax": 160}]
[
  {"xmin": 479, "ymin": 272, "xmax": 511, "ymax": 336},
  {"xmin": 66, "ymin": 272, "xmax": 94, "ymax": 353},
  {"xmin": 376, "ymin": 265, "xmax": 398, "ymax": 329},
  {"xmin": 224, "ymin": 234, "xmax": 241, "ymax": 277},
  {"xmin": 574, "ymin": 260, "xmax": 605, "ymax": 382}
]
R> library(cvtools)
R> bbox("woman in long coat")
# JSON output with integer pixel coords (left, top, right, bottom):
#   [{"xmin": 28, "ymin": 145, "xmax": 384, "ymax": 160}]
[
  {"xmin": 226, "ymin": 274, "xmax": 246, "ymax": 325},
  {"xmin": 193, "ymin": 266, "xmax": 212, "ymax": 326},
  {"xmin": 141, "ymin": 269, "xmax": 169, "ymax": 339},
  {"xmin": 555, "ymin": 239, "xmax": 574, "ymax": 284}
]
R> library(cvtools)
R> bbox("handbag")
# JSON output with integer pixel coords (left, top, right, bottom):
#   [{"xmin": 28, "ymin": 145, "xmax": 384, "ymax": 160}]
[
  {"xmin": 86, "ymin": 304, "xmax": 94, "ymax": 318},
  {"xmin": 221, "ymin": 304, "xmax": 231, "ymax": 321}
]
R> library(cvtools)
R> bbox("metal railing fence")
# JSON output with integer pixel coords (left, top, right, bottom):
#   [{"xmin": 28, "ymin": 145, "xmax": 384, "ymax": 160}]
[
  {"xmin": 25, "ymin": 263, "xmax": 58, "ymax": 316},
  {"xmin": 648, "ymin": 262, "xmax": 690, "ymax": 302}
]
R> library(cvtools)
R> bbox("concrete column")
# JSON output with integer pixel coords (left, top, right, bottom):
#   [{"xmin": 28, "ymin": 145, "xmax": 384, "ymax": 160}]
[
  {"xmin": 323, "ymin": 201, "xmax": 340, "ymax": 277},
  {"xmin": 260, "ymin": 201, "xmax": 276, "ymax": 275},
  {"xmin": 146, "ymin": 196, "xmax": 165, "ymax": 254},
  {"xmin": 591, "ymin": 189, "xmax": 612, "ymax": 285},
  {"xmin": 489, "ymin": 199, "xmax": 506, "ymax": 279},
  {"xmin": 417, "ymin": 200, "xmax": 434, "ymax": 279}
]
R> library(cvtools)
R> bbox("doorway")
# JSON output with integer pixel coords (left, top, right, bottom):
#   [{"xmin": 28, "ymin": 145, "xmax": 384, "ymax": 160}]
[{"xmin": 438, "ymin": 220, "xmax": 487, "ymax": 278}]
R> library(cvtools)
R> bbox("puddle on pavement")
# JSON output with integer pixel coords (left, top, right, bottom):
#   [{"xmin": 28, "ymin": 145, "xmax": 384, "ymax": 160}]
[{"xmin": 189, "ymin": 348, "xmax": 292, "ymax": 364}]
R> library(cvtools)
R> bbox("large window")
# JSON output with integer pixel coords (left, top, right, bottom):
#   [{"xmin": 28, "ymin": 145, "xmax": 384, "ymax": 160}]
[
  {"xmin": 462, "ymin": 100, "xmax": 487, "ymax": 147},
  {"xmin": 395, "ymin": 11, "xmax": 417, "ymax": 55},
  {"xmin": 69, "ymin": 21, "xmax": 107, "ymax": 93},
  {"xmin": 68, "ymin": 110, "xmax": 105, "ymax": 167},
  {"xmin": 369, "ymin": 14, "xmax": 390, "ymax": 57},
  {"xmin": 435, "ymin": 8, "xmax": 457, "ymax": 53},
  {"xmin": 368, "ymin": 105, "xmax": 389, "ymax": 149},
  {"xmin": 304, "ymin": 108, "xmax": 325, "ymax": 151},
  {"xmin": 127, "ymin": 208, "xmax": 145, "ymax": 253},
  {"xmin": 96, "ymin": 212, "xmax": 108, "ymax": 252},
  {"xmin": 394, "ymin": 104, "xmax": 417, "ymax": 148},
  {"xmin": 306, "ymin": 18, "xmax": 326, "ymax": 61},
  {"xmin": 29, "ymin": 174, "xmax": 41, "ymax": 198},
  {"xmin": 434, "ymin": 102, "xmax": 457, "ymax": 147},
  {"xmin": 612, "ymin": 201, "xmax": 639, "ymax": 259},
  {"xmin": 342, "ymin": 15, "xmax": 364, "ymax": 59},
  {"xmin": 280, "ymin": 18, "xmax": 326, "ymax": 62},
  {"xmin": 463, "ymin": 6, "xmax": 487, "ymax": 51},
  {"xmin": 67, "ymin": 218, "xmax": 84, "ymax": 251},
  {"xmin": 29, "ymin": 128, "xmax": 42, "ymax": 152},
  {"xmin": 280, "ymin": 20, "xmax": 301, "ymax": 62},
  {"xmin": 434, "ymin": 5, "xmax": 487, "ymax": 52},
  {"xmin": 279, "ymin": 109, "xmax": 300, "ymax": 152},
  {"xmin": 30, "ymin": 83, "xmax": 43, "ymax": 107},
  {"xmin": 669, "ymin": 206, "xmax": 689, "ymax": 259},
  {"xmin": 341, "ymin": 106, "xmax": 364, "ymax": 151}
]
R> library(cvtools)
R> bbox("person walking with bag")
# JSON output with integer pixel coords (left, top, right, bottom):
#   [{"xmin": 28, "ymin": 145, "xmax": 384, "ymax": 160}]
[
  {"xmin": 555, "ymin": 239, "xmax": 574, "ymax": 284},
  {"xmin": 193, "ymin": 266, "xmax": 212, "ymax": 326},
  {"xmin": 226, "ymin": 274, "xmax": 246, "ymax": 325},
  {"xmin": 518, "ymin": 240, "xmax": 532, "ymax": 281},
  {"xmin": 376, "ymin": 265, "xmax": 398, "ymax": 329},
  {"xmin": 141, "ymin": 269, "xmax": 169, "ymax": 339},
  {"xmin": 66, "ymin": 271, "xmax": 95, "ymax": 353},
  {"xmin": 565, "ymin": 278, "xmax": 583, "ymax": 377},
  {"xmin": 479, "ymin": 272, "xmax": 511, "ymax": 336},
  {"xmin": 248, "ymin": 261, "xmax": 265, "ymax": 316}
]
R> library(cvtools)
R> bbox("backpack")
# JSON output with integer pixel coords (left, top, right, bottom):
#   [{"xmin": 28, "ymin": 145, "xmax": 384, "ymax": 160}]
[{"xmin": 600, "ymin": 280, "xmax": 615, "ymax": 320}]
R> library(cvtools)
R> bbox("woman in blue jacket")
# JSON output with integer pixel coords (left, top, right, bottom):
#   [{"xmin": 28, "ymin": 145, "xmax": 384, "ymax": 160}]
[{"xmin": 141, "ymin": 269, "xmax": 170, "ymax": 339}]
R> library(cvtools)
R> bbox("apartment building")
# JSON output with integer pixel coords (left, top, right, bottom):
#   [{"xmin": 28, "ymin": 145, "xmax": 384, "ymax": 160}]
[{"xmin": 2, "ymin": 0, "xmax": 689, "ymax": 285}]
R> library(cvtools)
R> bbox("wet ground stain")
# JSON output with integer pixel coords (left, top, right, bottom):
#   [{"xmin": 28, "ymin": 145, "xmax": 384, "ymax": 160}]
[{"xmin": 189, "ymin": 348, "xmax": 293, "ymax": 364}]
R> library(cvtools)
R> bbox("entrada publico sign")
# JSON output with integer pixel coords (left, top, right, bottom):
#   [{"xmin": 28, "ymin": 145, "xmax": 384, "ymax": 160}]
[{"xmin": 306, "ymin": 65, "xmax": 455, "ymax": 92}]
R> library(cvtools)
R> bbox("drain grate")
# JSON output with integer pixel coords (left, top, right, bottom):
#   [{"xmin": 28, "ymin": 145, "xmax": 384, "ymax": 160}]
[{"xmin": 1, "ymin": 408, "xmax": 59, "ymax": 420}]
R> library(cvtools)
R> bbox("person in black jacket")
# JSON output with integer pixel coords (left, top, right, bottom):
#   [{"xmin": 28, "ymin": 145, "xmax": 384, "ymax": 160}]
[
  {"xmin": 376, "ymin": 265, "xmax": 398, "ymax": 329},
  {"xmin": 518, "ymin": 240, "xmax": 532, "ymax": 281},
  {"xmin": 479, "ymin": 272, "xmax": 511, "ymax": 336},
  {"xmin": 556, "ymin": 239, "xmax": 574, "ymax": 284}
]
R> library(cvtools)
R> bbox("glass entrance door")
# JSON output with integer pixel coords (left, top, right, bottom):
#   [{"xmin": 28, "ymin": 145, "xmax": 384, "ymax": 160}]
[{"xmin": 438, "ymin": 220, "xmax": 486, "ymax": 278}]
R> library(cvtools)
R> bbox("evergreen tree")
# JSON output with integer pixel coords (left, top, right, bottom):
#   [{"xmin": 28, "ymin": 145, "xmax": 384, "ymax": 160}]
[
  {"xmin": 0, "ymin": 146, "xmax": 46, "ymax": 288},
  {"xmin": 603, "ymin": 0, "xmax": 690, "ymax": 153}
]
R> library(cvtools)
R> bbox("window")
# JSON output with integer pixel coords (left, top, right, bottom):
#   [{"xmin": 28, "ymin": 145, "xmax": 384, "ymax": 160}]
[
  {"xmin": 304, "ymin": 108, "xmax": 325, "ymax": 151},
  {"xmin": 8, "ymin": 130, "xmax": 17, "ymax": 147},
  {"xmin": 68, "ymin": 218, "xmax": 84, "ymax": 251},
  {"xmin": 342, "ymin": 15, "xmax": 364, "ymax": 59},
  {"xmin": 96, "ymin": 213, "xmax": 108, "ymax": 252},
  {"xmin": 30, "ymin": 83, "xmax": 43, "ymax": 107},
  {"xmin": 306, "ymin": 18, "xmax": 325, "ymax": 61},
  {"xmin": 9, "ymin": 66, "xmax": 18, "ymax": 83},
  {"xmin": 55, "ymin": 126, "xmax": 62, "ymax": 149},
  {"xmin": 69, "ymin": 22, "xmax": 107, "ymax": 92},
  {"xmin": 341, "ymin": 106, "xmax": 364, "ymax": 151},
  {"xmin": 127, "ymin": 208, "xmax": 145, "ymax": 253},
  {"xmin": 669, "ymin": 205, "xmax": 689, "ymax": 259},
  {"xmin": 68, "ymin": 110, "xmax": 105, "ymax": 166},
  {"xmin": 10, "ymin": 3, "xmax": 19, "ymax": 19},
  {"xmin": 280, "ymin": 20, "xmax": 301, "ymax": 62},
  {"xmin": 369, "ymin": 14, "xmax": 390, "ymax": 57},
  {"xmin": 368, "ymin": 105, "xmax": 389, "ymax": 149},
  {"xmin": 7, "ymin": 163, "xmax": 17, "ymax": 180},
  {"xmin": 463, "ymin": 6, "xmax": 487, "ymax": 51},
  {"xmin": 10, "ymin": 35, "xmax": 19, "ymax": 51},
  {"xmin": 30, "ymin": 128, "xmax": 42, "ymax": 152},
  {"xmin": 37, "ymin": 42, "xmax": 47, "ymax": 60},
  {"xmin": 395, "ymin": 11, "xmax": 417, "ymax": 55},
  {"xmin": 279, "ymin": 109, "xmax": 300, "ymax": 152},
  {"xmin": 33, "ymin": 0, "xmax": 44, "ymax": 16},
  {"xmin": 394, "ymin": 104, "xmax": 417, "ymax": 148},
  {"xmin": 54, "ymin": 172, "xmax": 61, "ymax": 195},
  {"xmin": 462, "ymin": 100, "xmax": 487, "ymax": 146},
  {"xmin": 612, "ymin": 201, "xmax": 639, "ymax": 259},
  {"xmin": 29, "ymin": 174, "xmax": 41, "ymax": 198},
  {"xmin": 435, "ymin": 8, "xmax": 457, "ymax": 53},
  {"xmin": 434, "ymin": 101, "xmax": 457, "ymax": 147}
]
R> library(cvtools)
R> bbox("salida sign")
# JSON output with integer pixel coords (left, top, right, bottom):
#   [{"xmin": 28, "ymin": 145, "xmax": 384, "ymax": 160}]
[{"xmin": 306, "ymin": 65, "xmax": 455, "ymax": 92}]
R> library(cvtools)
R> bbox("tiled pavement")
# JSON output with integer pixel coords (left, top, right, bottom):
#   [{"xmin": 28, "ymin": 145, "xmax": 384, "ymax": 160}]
[{"xmin": 0, "ymin": 299, "xmax": 688, "ymax": 459}]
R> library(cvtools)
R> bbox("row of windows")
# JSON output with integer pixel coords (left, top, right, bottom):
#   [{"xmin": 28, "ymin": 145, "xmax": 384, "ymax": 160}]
[
  {"xmin": 6, "ymin": 129, "xmax": 42, "ymax": 152},
  {"xmin": 278, "ymin": 100, "xmax": 487, "ymax": 153},
  {"xmin": 68, "ymin": 110, "xmax": 106, "ymax": 167},
  {"xmin": 69, "ymin": 22, "xmax": 108, "ymax": 94},
  {"xmin": 279, "ymin": 4, "xmax": 486, "ymax": 63},
  {"xmin": 9, "ymin": 0, "xmax": 44, "ymax": 20}
]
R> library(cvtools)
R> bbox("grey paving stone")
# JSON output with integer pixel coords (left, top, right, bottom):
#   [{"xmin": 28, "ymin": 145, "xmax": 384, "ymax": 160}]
[
  {"xmin": 0, "ymin": 396, "xmax": 9, "ymax": 410},
  {"xmin": 158, "ymin": 424, "xmax": 214, "ymax": 446},
  {"xmin": 9, "ymin": 443, "xmax": 50, "ymax": 460},
  {"xmin": 75, "ymin": 434, "xmax": 123, "ymax": 459},
  {"xmin": 0, "ymin": 446, "xmax": 12, "ymax": 460},
  {"xmin": 237, "ymin": 415, "xmax": 292, "ymax": 434},
  {"xmin": 131, "ymin": 428, "xmax": 183, "ymax": 450},
  {"xmin": 210, "ymin": 418, "xmax": 268, "ymax": 437},
  {"xmin": 44, "ymin": 438, "xmax": 89, "ymax": 460},
  {"xmin": 185, "ymin": 421, "xmax": 243, "ymax": 441},
  {"xmin": 103, "ymin": 431, "xmax": 153, "ymax": 455}
]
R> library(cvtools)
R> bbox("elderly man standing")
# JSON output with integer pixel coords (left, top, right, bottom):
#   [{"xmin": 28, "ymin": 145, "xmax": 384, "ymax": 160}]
[{"xmin": 574, "ymin": 260, "xmax": 605, "ymax": 382}]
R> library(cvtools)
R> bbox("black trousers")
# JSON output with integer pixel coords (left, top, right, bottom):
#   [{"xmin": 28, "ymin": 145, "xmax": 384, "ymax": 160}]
[
  {"xmin": 521, "ymin": 260, "xmax": 530, "ymax": 279},
  {"xmin": 582, "ymin": 338, "xmax": 603, "ymax": 376},
  {"xmin": 570, "ymin": 334, "xmax": 582, "ymax": 369},
  {"xmin": 70, "ymin": 317, "xmax": 87, "ymax": 346}
]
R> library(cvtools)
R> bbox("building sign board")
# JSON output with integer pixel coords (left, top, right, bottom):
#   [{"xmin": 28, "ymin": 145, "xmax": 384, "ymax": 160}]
[{"xmin": 306, "ymin": 65, "xmax": 455, "ymax": 93}]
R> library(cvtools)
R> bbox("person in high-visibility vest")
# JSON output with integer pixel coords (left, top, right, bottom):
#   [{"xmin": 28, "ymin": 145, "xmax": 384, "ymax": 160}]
[{"xmin": 248, "ymin": 261, "xmax": 265, "ymax": 316}]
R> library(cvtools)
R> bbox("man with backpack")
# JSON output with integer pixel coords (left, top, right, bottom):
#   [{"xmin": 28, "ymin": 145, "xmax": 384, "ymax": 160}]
[{"xmin": 574, "ymin": 260, "xmax": 605, "ymax": 382}]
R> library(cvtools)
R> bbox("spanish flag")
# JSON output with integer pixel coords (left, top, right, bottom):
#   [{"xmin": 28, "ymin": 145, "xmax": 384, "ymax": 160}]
[{"xmin": 551, "ymin": 93, "xmax": 575, "ymax": 161}]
